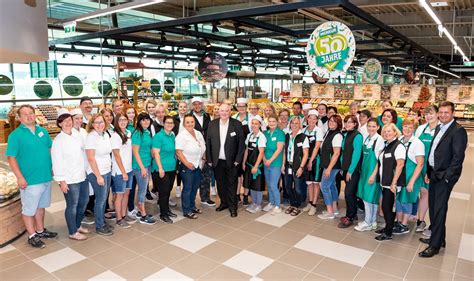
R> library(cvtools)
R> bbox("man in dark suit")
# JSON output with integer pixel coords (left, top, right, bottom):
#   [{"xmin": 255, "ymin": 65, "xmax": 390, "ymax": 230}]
[
  {"xmin": 419, "ymin": 101, "xmax": 468, "ymax": 258},
  {"xmin": 206, "ymin": 103, "xmax": 245, "ymax": 217}
]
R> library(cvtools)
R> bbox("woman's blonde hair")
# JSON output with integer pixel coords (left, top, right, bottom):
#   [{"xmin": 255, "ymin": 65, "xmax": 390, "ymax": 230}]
[
  {"xmin": 402, "ymin": 118, "xmax": 419, "ymax": 130},
  {"xmin": 381, "ymin": 123, "xmax": 402, "ymax": 139},
  {"xmin": 86, "ymin": 113, "xmax": 106, "ymax": 133}
]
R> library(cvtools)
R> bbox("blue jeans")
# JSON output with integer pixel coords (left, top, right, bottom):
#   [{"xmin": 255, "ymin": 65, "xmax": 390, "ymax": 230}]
[
  {"xmin": 63, "ymin": 181, "xmax": 89, "ymax": 235},
  {"xmin": 320, "ymin": 169, "xmax": 340, "ymax": 206},
  {"xmin": 133, "ymin": 167, "xmax": 151, "ymax": 204},
  {"xmin": 264, "ymin": 166, "xmax": 282, "ymax": 207},
  {"xmin": 363, "ymin": 200, "xmax": 378, "ymax": 225},
  {"xmin": 180, "ymin": 165, "xmax": 202, "ymax": 215},
  {"xmin": 87, "ymin": 173, "xmax": 111, "ymax": 229},
  {"xmin": 284, "ymin": 172, "xmax": 306, "ymax": 208}
]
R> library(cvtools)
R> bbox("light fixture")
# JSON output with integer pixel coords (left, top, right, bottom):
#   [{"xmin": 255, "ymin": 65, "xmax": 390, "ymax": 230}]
[
  {"xmin": 255, "ymin": 49, "xmax": 261, "ymax": 55},
  {"xmin": 429, "ymin": 64, "xmax": 460, "ymax": 78},
  {"xmin": 234, "ymin": 23, "xmax": 242, "ymax": 34},
  {"xmin": 212, "ymin": 22, "xmax": 219, "ymax": 33},
  {"xmin": 102, "ymin": 39, "xmax": 109, "ymax": 47},
  {"xmin": 430, "ymin": 1, "xmax": 449, "ymax": 7},
  {"xmin": 68, "ymin": 0, "xmax": 164, "ymax": 23},
  {"xmin": 233, "ymin": 44, "xmax": 239, "ymax": 52},
  {"xmin": 205, "ymin": 40, "xmax": 212, "ymax": 48},
  {"xmin": 420, "ymin": 0, "xmax": 469, "ymax": 62},
  {"xmin": 132, "ymin": 42, "xmax": 140, "ymax": 48},
  {"xmin": 161, "ymin": 32, "xmax": 167, "ymax": 42},
  {"xmin": 419, "ymin": 72, "xmax": 438, "ymax": 78},
  {"xmin": 186, "ymin": 56, "xmax": 190, "ymax": 62},
  {"xmin": 91, "ymin": 55, "xmax": 96, "ymax": 60},
  {"xmin": 448, "ymin": 68, "xmax": 474, "ymax": 72},
  {"xmin": 283, "ymin": 53, "xmax": 289, "ymax": 59},
  {"xmin": 62, "ymin": 53, "xmax": 68, "ymax": 58}
]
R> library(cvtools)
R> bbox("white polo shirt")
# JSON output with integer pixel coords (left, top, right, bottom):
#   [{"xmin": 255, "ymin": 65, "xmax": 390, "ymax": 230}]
[
  {"xmin": 85, "ymin": 130, "xmax": 112, "ymax": 175},
  {"xmin": 399, "ymin": 135, "xmax": 425, "ymax": 163},
  {"xmin": 245, "ymin": 131, "xmax": 267, "ymax": 148},
  {"xmin": 52, "ymin": 131, "xmax": 87, "ymax": 184},
  {"xmin": 176, "ymin": 128, "xmax": 206, "ymax": 168},
  {"xmin": 110, "ymin": 130, "xmax": 133, "ymax": 176}
]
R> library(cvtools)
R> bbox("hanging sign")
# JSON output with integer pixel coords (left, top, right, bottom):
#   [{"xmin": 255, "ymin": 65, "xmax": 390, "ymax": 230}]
[
  {"xmin": 362, "ymin": 58, "xmax": 382, "ymax": 83},
  {"xmin": 306, "ymin": 21, "xmax": 356, "ymax": 78},
  {"xmin": 63, "ymin": 21, "xmax": 76, "ymax": 34},
  {"xmin": 198, "ymin": 52, "xmax": 228, "ymax": 83}
]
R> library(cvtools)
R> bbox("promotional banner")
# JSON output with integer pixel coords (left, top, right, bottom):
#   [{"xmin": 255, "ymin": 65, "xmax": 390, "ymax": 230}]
[
  {"xmin": 362, "ymin": 58, "xmax": 382, "ymax": 83},
  {"xmin": 306, "ymin": 21, "xmax": 356, "ymax": 78},
  {"xmin": 198, "ymin": 52, "xmax": 228, "ymax": 83}
]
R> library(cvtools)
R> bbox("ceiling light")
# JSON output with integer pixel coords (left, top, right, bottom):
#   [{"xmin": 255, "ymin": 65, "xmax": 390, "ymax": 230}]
[
  {"xmin": 234, "ymin": 24, "xmax": 242, "ymax": 35},
  {"xmin": 102, "ymin": 39, "xmax": 109, "ymax": 47},
  {"xmin": 132, "ymin": 42, "xmax": 140, "ymax": 48},
  {"xmin": 62, "ymin": 53, "xmax": 68, "ymax": 58},
  {"xmin": 448, "ymin": 68, "xmax": 474, "ymax": 72},
  {"xmin": 212, "ymin": 22, "xmax": 219, "ymax": 33},
  {"xmin": 419, "ymin": 72, "xmax": 438, "ymax": 78},
  {"xmin": 205, "ymin": 40, "xmax": 212, "ymax": 48},
  {"xmin": 186, "ymin": 56, "xmax": 190, "ymax": 62},
  {"xmin": 430, "ymin": 1, "xmax": 449, "ymax": 7},
  {"xmin": 419, "ymin": 0, "xmax": 442, "ymax": 25},
  {"xmin": 161, "ymin": 32, "xmax": 167, "ymax": 42},
  {"xmin": 233, "ymin": 44, "xmax": 239, "ymax": 52},
  {"xmin": 429, "ymin": 64, "xmax": 460, "ymax": 78},
  {"xmin": 255, "ymin": 49, "xmax": 261, "ymax": 55},
  {"xmin": 283, "ymin": 53, "xmax": 289, "ymax": 59},
  {"xmin": 91, "ymin": 55, "xmax": 96, "ymax": 60}
]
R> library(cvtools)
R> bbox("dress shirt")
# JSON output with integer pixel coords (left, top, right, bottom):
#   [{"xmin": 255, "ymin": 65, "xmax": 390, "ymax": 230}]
[
  {"xmin": 428, "ymin": 119, "xmax": 454, "ymax": 167},
  {"xmin": 218, "ymin": 119, "xmax": 229, "ymax": 160}
]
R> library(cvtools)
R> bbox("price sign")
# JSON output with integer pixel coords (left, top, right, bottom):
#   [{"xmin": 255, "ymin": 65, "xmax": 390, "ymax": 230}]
[{"xmin": 306, "ymin": 21, "xmax": 356, "ymax": 78}]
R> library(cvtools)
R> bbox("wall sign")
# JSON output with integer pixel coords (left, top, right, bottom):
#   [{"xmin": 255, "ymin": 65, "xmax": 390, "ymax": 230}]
[
  {"xmin": 306, "ymin": 21, "xmax": 356, "ymax": 78},
  {"xmin": 362, "ymin": 58, "xmax": 382, "ymax": 83}
]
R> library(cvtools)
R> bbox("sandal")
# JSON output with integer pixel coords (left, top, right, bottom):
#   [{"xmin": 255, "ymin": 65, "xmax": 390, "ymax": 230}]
[
  {"xmin": 78, "ymin": 226, "xmax": 91, "ymax": 234},
  {"xmin": 290, "ymin": 208, "xmax": 301, "ymax": 216},
  {"xmin": 69, "ymin": 232, "xmax": 87, "ymax": 241},
  {"xmin": 285, "ymin": 206, "xmax": 294, "ymax": 214},
  {"xmin": 184, "ymin": 213, "xmax": 198, "ymax": 219},
  {"xmin": 192, "ymin": 208, "xmax": 203, "ymax": 214}
]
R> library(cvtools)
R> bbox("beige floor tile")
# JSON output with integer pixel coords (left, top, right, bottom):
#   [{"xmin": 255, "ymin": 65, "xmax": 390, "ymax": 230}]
[
  {"xmin": 143, "ymin": 243, "xmax": 191, "ymax": 266},
  {"xmin": 267, "ymin": 228, "xmax": 306, "ymax": 246},
  {"xmin": 414, "ymin": 250, "xmax": 459, "ymax": 273},
  {"xmin": 12, "ymin": 237, "xmax": 61, "ymax": 255},
  {"xmin": 23, "ymin": 241, "xmax": 66, "ymax": 260},
  {"xmin": 257, "ymin": 261, "xmax": 309, "ymax": 280},
  {"xmin": 0, "ymin": 261, "xmax": 50, "ymax": 280},
  {"xmin": 341, "ymin": 234, "xmax": 380, "ymax": 252},
  {"xmin": 69, "ymin": 236, "xmax": 116, "ymax": 257},
  {"xmin": 302, "ymin": 273, "xmax": 332, "ymax": 280},
  {"xmin": 0, "ymin": 248, "xmax": 23, "ymax": 263},
  {"xmin": 194, "ymin": 222, "xmax": 235, "ymax": 240},
  {"xmin": 312, "ymin": 258, "xmax": 361, "ymax": 279},
  {"xmin": 364, "ymin": 253, "xmax": 411, "ymax": 278},
  {"xmin": 220, "ymin": 229, "xmax": 262, "ymax": 249},
  {"xmin": 111, "ymin": 256, "xmax": 163, "ymax": 279},
  {"xmin": 32, "ymin": 273, "xmax": 60, "ymax": 281},
  {"xmin": 148, "ymin": 224, "xmax": 190, "ymax": 242},
  {"xmin": 455, "ymin": 259, "xmax": 474, "ymax": 278},
  {"xmin": 375, "ymin": 242, "xmax": 418, "ymax": 260},
  {"xmin": 454, "ymin": 274, "xmax": 474, "ymax": 281},
  {"xmin": 52, "ymin": 259, "xmax": 105, "ymax": 280},
  {"xmin": 310, "ymin": 226, "xmax": 348, "ymax": 242},
  {"xmin": 89, "ymin": 245, "xmax": 139, "ymax": 268},
  {"xmin": 405, "ymin": 263, "xmax": 454, "ymax": 280},
  {"xmin": 214, "ymin": 213, "xmax": 255, "ymax": 229},
  {"xmin": 247, "ymin": 238, "xmax": 292, "ymax": 259},
  {"xmin": 173, "ymin": 215, "xmax": 212, "ymax": 231},
  {"xmin": 132, "ymin": 221, "xmax": 167, "ymax": 234},
  {"xmin": 277, "ymin": 248, "xmax": 325, "ymax": 271},
  {"xmin": 281, "ymin": 219, "xmax": 320, "ymax": 235},
  {"xmin": 238, "ymin": 221, "xmax": 278, "ymax": 237},
  {"xmin": 196, "ymin": 241, "xmax": 242, "ymax": 263},
  {"xmin": 120, "ymin": 234, "xmax": 165, "ymax": 255},
  {"xmin": 0, "ymin": 254, "xmax": 30, "ymax": 271},
  {"xmin": 169, "ymin": 254, "xmax": 220, "ymax": 279},
  {"xmin": 354, "ymin": 268, "xmax": 403, "ymax": 280},
  {"xmin": 199, "ymin": 265, "xmax": 251, "ymax": 280},
  {"xmin": 102, "ymin": 227, "xmax": 144, "ymax": 244}
]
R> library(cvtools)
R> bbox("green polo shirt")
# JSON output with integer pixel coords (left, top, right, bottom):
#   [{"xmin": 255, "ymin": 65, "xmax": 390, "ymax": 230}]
[
  {"xmin": 6, "ymin": 124, "xmax": 52, "ymax": 185},
  {"xmin": 132, "ymin": 129, "xmax": 153, "ymax": 169},
  {"xmin": 263, "ymin": 128, "xmax": 286, "ymax": 167},
  {"xmin": 152, "ymin": 130, "xmax": 176, "ymax": 172}
]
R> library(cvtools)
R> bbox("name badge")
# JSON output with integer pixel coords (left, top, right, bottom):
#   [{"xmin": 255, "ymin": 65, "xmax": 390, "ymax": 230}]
[
  {"xmin": 230, "ymin": 132, "xmax": 236, "ymax": 137},
  {"xmin": 309, "ymin": 136, "xmax": 315, "ymax": 141},
  {"xmin": 38, "ymin": 131, "xmax": 44, "ymax": 138},
  {"xmin": 385, "ymin": 153, "xmax": 392, "ymax": 158},
  {"xmin": 251, "ymin": 142, "xmax": 256, "ymax": 147},
  {"xmin": 288, "ymin": 167, "xmax": 293, "ymax": 174},
  {"xmin": 242, "ymin": 121, "xmax": 248, "ymax": 125},
  {"xmin": 272, "ymin": 137, "xmax": 276, "ymax": 141},
  {"xmin": 297, "ymin": 142, "xmax": 303, "ymax": 147}
]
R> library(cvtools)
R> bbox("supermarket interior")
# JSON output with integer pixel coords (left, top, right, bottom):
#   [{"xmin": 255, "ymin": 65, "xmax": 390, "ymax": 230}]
[{"xmin": 1, "ymin": 0, "xmax": 474, "ymax": 280}]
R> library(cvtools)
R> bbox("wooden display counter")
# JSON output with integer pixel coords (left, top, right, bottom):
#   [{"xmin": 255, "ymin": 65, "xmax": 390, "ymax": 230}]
[{"xmin": 0, "ymin": 195, "xmax": 25, "ymax": 247}]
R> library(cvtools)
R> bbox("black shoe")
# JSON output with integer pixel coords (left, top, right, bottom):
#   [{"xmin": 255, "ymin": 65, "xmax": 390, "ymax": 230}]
[
  {"xmin": 36, "ymin": 228, "xmax": 58, "ymax": 239},
  {"xmin": 419, "ymin": 238, "xmax": 446, "ymax": 248},
  {"xmin": 192, "ymin": 208, "xmax": 203, "ymax": 214},
  {"xmin": 216, "ymin": 205, "xmax": 228, "ymax": 212},
  {"xmin": 96, "ymin": 227, "xmax": 113, "ymax": 236},
  {"xmin": 104, "ymin": 222, "xmax": 115, "ymax": 231},
  {"xmin": 230, "ymin": 211, "xmax": 238, "ymax": 217},
  {"xmin": 146, "ymin": 192, "xmax": 154, "ymax": 201},
  {"xmin": 28, "ymin": 234, "xmax": 46, "ymax": 248},
  {"xmin": 201, "ymin": 200, "xmax": 216, "ymax": 207},
  {"xmin": 375, "ymin": 228, "xmax": 385, "ymax": 234},
  {"xmin": 418, "ymin": 246, "xmax": 440, "ymax": 258},
  {"xmin": 375, "ymin": 233, "xmax": 393, "ymax": 241},
  {"xmin": 242, "ymin": 196, "xmax": 249, "ymax": 206},
  {"xmin": 167, "ymin": 211, "xmax": 178, "ymax": 218},
  {"xmin": 160, "ymin": 215, "xmax": 173, "ymax": 224},
  {"xmin": 393, "ymin": 223, "xmax": 410, "ymax": 235}
]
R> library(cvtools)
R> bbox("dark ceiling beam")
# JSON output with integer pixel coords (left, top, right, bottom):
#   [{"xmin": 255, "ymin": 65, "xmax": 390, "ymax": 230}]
[
  {"xmin": 48, "ymin": 0, "xmax": 341, "ymax": 46},
  {"xmin": 338, "ymin": 0, "xmax": 446, "ymax": 64},
  {"xmin": 235, "ymin": 18, "xmax": 297, "ymax": 37},
  {"xmin": 356, "ymin": 39, "xmax": 392, "ymax": 44}
]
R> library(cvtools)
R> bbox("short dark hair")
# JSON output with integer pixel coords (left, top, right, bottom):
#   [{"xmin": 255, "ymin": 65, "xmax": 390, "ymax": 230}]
[
  {"xmin": 439, "ymin": 101, "xmax": 455, "ymax": 112},
  {"xmin": 318, "ymin": 103, "xmax": 328, "ymax": 112},
  {"xmin": 293, "ymin": 101, "xmax": 302, "ymax": 109},
  {"xmin": 344, "ymin": 114, "xmax": 359, "ymax": 129},
  {"xmin": 17, "ymin": 104, "xmax": 35, "ymax": 116},
  {"xmin": 57, "ymin": 113, "xmax": 72, "ymax": 128},
  {"xmin": 327, "ymin": 106, "xmax": 338, "ymax": 114},
  {"xmin": 163, "ymin": 115, "xmax": 174, "ymax": 124},
  {"xmin": 80, "ymin": 96, "xmax": 93, "ymax": 105},
  {"xmin": 360, "ymin": 109, "xmax": 371, "ymax": 118},
  {"xmin": 135, "ymin": 112, "xmax": 152, "ymax": 134},
  {"xmin": 367, "ymin": 117, "xmax": 379, "ymax": 126},
  {"xmin": 329, "ymin": 114, "xmax": 343, "ymax": 131},
  {"xmin": 382, "ymin": 108, "xmax": 398, "ymax": 124}
]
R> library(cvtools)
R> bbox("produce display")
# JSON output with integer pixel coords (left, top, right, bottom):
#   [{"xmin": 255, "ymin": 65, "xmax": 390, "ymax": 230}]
[{"xmin": 0, "ymin": 167, "xmax": 19, "ymax": 202}]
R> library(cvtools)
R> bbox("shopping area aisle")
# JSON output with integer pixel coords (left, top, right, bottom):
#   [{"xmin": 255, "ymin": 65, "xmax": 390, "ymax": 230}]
[{"xmin": 0, "ymin": 137, "xmax": 473, "ymax": 281}]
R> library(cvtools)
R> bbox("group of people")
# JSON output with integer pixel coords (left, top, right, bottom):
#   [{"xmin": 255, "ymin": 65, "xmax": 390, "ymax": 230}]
[{"xmin": 6, "ymin": 96, "xmax": 467, "ymax": 259}]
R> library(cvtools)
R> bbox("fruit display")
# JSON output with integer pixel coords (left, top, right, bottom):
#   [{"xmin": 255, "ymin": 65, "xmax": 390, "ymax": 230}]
[
  {"xmin": 418, "ymin": 85, "xmax": 431, "ymax": 102},
  {"xmin": 0, "ymin": 167, "xmax": 19, "ymax": 202}
]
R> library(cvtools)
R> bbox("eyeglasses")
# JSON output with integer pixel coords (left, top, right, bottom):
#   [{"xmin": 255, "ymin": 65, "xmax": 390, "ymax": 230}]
[
  {"xmin": 249, "ymin": 108, "xmax": 258, "ymax": 110},
  {"xmin": 118, "ymin": 118, "xmax": 128, "ymax": 122},
  {"xmin": 93, "ymin": 121, "xmax": 105, "ymax": 125}
]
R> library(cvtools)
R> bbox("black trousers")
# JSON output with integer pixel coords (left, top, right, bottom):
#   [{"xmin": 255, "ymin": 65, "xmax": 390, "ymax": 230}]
[
  {"xmin": 428, "ymin": 178, "xmax": 453, "ymax": 248},
  {"xmin": 152, "ymin": 171, "xmax": 177, "ymax": 216},
  {"xmin": 199, "ymin": 164, "xmax": 211, "ymax": 202},
  {"xmin": 335, "ymin": 172, "xmax": 343, "ymax": 195},
  {"xmin": 214, "ymin": 160, "xmax": 239, "ymax": 212},
  {"xmin": 127, "ymin": 176, "xmax": 137, "ymax": 212},
  {"xmin": 342, "ymin": 170, "xmax": 361, "ymax": 220},
  {"xmin": 381, "ymin": 188, "xmax": 395, "ymax": 236}
]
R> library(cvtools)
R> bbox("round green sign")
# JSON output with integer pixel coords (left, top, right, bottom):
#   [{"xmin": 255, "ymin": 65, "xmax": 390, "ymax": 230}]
[
  {"xmin": 150, "ymin": 79, "xmax": 161, "ymax": 93},
  {"xmin": 98, "ymin": 80, "xmax": 112, "ymax": 96},
  {"xmin": 33, "ymin": 81, "xmax": 53, "ymax": 99},
  {"xmin": 0, "ymin": 75, "xmax": 13, "ymax": 96},
  {"xmin": 63, "ymin": 75, "xmax": 83, "ymax": 96}
]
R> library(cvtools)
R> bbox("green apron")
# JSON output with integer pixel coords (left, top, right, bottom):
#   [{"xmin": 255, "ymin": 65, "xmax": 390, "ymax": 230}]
[
  {"xmin": 397, "ymin": 140, "xmax": 423, "ymax": 203},
  {"xmin": 418, "ymin": 125, "xmax": 434, "ymax": 189},
  {"xmin": 357, "ymin": 136, "xmax": 380, "ymax": 204}
]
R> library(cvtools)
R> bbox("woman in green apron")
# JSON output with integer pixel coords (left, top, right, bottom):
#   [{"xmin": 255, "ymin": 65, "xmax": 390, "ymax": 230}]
[
  {"xmin": 355, "ymin": 118, "xmax": 385, "ymax": 232},
  {"xmin": 243, "ymin": 115, "xmax": 267, "ymax": 213},
  {"xmin": 394, "ymin": 118, "xmax": 425, "ymax": 235},
  {"xmin": 414, "ymin": 105, "xmax": 439, "ymax": 232},
  {"xmin": 233, "ymin": 98, "xmax": 251, "ymax": 205}
]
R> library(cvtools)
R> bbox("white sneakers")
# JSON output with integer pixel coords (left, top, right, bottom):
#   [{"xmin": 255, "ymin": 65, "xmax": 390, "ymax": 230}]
[
  {"xmin": 302, "ymin": 204, "xmax": 312, "ymax": 212},
  {"xmin": 317, "ymin": 212, "xmax": 335, "ymax": 220},
  {"xmin": 175, "ymin": 186, "xmax": 182, "ymax": 198},
  {"xmin": 246, "ymin": 204, "xmax": 262, "ymax": 214},
  {"xmin": 308, "ymin": 205, "xmax": 317, "ymax": 216},
  {"xmin": 354, "ymin": 221, "xmax": 378, "ymax": 232},
  {"xmin": 263, "ymin": 203, "xmax": 274, "ymax": 212},
  {"xmin": 271, "ymin": 206, "xmax": 282, "ymax": 215}
]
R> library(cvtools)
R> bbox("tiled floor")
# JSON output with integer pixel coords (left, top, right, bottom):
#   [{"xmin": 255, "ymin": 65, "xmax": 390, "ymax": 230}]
[{"xmin": 1, "ymin": 136, "xmax": 474, "ymax": 281}]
